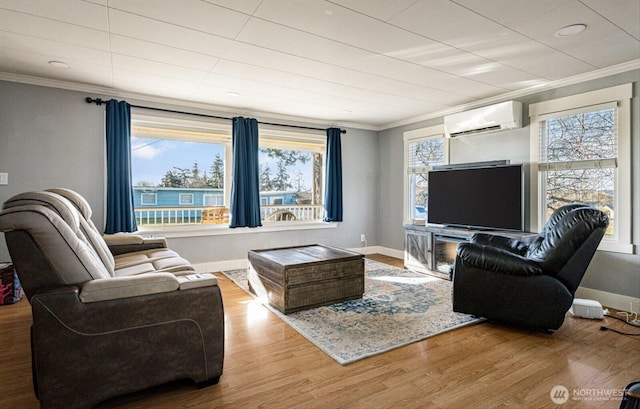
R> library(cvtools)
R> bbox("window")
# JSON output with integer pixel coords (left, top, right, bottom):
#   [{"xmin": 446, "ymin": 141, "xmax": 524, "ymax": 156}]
[
  {"xmin": 258, "ymin": 126, "xmax": 326, "ymax": 222},
  {"xmin": 130, "ymin": 113, "xmax": 326, "ymax": 227},
  {"xmin": 403, "ymin": 126, "xmax": 448, "ymax": 224},
  {"xmin": 130, "ymin": 112, "xmax": 232, "ymax": 228},
  {"xmin": 203, "ymin": 194, "xmax": 223, "ymax": 206},
  {"xmin": 530, "ymin": 84, "xmax": 632, "ymax": 253},
  {"xmin": 140, "ymin": 193, "xmax": 157, "ymax": 205},
  {"xmin": 179, "ymin": 193, "xmax": 194, "ymax": 205},
  {"xmin": 269, "ymin": 197, "xmax": 284, "ymax": 205}
]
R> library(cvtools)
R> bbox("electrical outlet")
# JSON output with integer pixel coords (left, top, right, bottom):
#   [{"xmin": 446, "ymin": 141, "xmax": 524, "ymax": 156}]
[
  {"xmin": 0, "ymin": 173, "xmax": 7, "ymax": 185},
  {"xmin": 360, "ymin": 234, "xmax": 366, "ymax": 242}
]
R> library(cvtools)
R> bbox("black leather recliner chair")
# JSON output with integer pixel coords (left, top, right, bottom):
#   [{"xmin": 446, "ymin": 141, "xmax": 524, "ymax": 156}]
[{"xmin": 452, "ymin": 203, "xmax": 609, "ymax": 331}]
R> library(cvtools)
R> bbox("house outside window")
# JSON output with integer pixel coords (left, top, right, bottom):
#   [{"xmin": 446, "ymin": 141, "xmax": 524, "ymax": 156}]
[
  {"xmin": 529, "ymin": 84, "xmax": 632, "ymax": 253},
  {"xmin": 403, "ymin": 125, "xmax": 448, "ymax": 224}
]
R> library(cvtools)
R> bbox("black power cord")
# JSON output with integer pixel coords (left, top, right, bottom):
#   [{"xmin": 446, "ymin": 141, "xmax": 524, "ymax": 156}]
[
  {"xmin": 599, "ymin": 314, "xmax": 640, "ymax": 337},
  {"xmin": 599, "ymin": 326, "xmax": 640, "ymax": 336}
]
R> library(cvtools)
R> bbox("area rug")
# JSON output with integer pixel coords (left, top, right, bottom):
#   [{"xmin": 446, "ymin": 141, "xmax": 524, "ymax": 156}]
[{"xmin": 222, "ymin": 259, "xmax": 483, "ymax": 365}]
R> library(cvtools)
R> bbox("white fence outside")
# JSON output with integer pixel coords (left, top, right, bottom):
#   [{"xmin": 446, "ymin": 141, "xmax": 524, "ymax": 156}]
[{"xmin": 135, "ymin": 205, "xmax": 323, "ymax": 226}]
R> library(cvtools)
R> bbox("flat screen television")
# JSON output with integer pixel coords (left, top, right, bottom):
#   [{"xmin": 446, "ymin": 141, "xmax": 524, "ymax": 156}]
[{"xmin": 427, "ymin": 163, "xmax": 524, "ymax": 231}]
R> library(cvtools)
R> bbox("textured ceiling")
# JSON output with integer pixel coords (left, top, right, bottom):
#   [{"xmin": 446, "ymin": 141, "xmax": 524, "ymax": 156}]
[{"xmin": 0, "ymin": 0, "xmax": 638, "ymax": 129}]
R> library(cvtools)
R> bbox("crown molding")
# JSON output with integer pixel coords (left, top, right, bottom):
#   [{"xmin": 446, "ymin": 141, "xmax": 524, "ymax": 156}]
[
  {"xmin": 0, "ymin": 72, "xmax": 377, "ymax": 132},
  {"xmin": 2, "ymin": 59, "xmax": 638, "ymax": 133},
  {"xmin": 380, "ymin": 59, "xmax": 640, "ymax": 131}
]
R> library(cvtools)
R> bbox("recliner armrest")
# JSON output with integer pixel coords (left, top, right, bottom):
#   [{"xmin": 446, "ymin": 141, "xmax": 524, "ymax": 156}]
[
  {"xmin": 177, "ymin": 273, "xmax": 219, "ymax": 290},
  {"xmin": 471, "ymin": 233, "xmax": 529, "ymax": 255},
  {"xmin": 79, "ymin": 273, "xmax": 180, "ymax": 303},
  {"xmin": 34, "ymin": 284, "xmax": 81, "ymax": 298},
  {"xmin": 457, "ymin": 243, "xmax": 542, "ymax": 276},
  {"xmin": 103, "ymin": 234, "xmax": 168, "ymax": 256}
]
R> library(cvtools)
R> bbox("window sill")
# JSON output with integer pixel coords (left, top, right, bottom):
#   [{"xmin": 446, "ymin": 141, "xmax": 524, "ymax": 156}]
[{"xmin": 135, "ymin": 220, "xmax": 338, "ymax": 239}]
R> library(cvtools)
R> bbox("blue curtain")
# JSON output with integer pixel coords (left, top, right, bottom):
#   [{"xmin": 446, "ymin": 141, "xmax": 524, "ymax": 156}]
[
  {"xmin": 105, "ymin": 100, "xmax": 137, "ymax": 233},
  {"xmin": 230, "ymin": 117, "xmax": 262, "ymax": 228},
  {"xmin": 324, "ymin": 128, "xmax": 343, "ymax": 222}
]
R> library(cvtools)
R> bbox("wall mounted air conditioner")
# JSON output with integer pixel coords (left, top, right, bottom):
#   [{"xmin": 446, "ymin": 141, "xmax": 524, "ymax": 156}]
[{"xmin": 444, "ymin": 101, "xmax": 522, "ymax": 137}]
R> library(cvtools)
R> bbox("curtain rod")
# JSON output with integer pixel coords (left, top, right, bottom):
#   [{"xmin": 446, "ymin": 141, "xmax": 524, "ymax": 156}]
[{"xmin": 85, "ymin": 97, "xmax": 346, "ymax": 134}]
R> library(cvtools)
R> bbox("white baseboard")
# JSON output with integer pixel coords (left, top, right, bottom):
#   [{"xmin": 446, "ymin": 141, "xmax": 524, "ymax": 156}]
[
  {"xmin": 347, "ymin": 245, "xmax": 404, "ymax": 260},
  {"xmin": 193, "ymin": 259, "xmax": 247, "ymax": 273},
  {"xmin": 575, "ymin": 287, "xmax": 640, "ymax": 312},
  {"xmin": 193, "ymin": 246, "xmax": 405, "ymax": 273}
]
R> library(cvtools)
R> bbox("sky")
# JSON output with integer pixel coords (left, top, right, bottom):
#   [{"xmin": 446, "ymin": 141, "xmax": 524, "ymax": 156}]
[
  {"xmin": 131, "ymin": 137, "xmax": 313, "ymax": 190},
  {"xmin": 131, "ymin": 137, "xmax": 224, "ymax": 186}
]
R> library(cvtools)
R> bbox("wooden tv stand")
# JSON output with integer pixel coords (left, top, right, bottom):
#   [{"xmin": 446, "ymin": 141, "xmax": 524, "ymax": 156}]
[{"xmin": 404, "ymin": 224, "xmax": 537, "ymax": 280}]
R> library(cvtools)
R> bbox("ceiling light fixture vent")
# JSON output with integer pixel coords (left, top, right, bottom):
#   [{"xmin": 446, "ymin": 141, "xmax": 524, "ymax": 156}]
[
  {"xmin": 444, "ymin": 101, "xmax": 523, "ymax": 137},
  {"xmin": 554, "ymin": 24, "xmax": 586, "ymax": 38},
  {"xmin": 48, "ymin": 60, "xmax": 70, "ymax": 69}
]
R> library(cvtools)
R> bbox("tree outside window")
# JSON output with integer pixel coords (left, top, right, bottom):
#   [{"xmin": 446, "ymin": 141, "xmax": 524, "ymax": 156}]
[
  {"xmin": 407, "ymin": 137, "xmax": 446, "ymax": 221},
  {"xmin": 539, "ymin": 108, "xmax": 617, "ymax": 237},
  {"xmin": 258, "ymin": 147, "xmax": 324, "ymax": 221}
]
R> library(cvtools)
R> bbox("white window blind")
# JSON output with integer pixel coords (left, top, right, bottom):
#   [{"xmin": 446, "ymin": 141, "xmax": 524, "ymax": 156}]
[
  {"xmin": 538, "ymin": 102, "xmax": 618, "ymax": 172},
  {"xmin": 407, "ymin": 138, "xmax": 445, "ymax": 174}
]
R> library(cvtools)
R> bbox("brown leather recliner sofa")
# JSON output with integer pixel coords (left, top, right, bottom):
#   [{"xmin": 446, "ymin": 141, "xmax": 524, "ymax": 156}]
[{"xmin": 0, "ymin": 189, "xmax": 224, "ymax": 409}]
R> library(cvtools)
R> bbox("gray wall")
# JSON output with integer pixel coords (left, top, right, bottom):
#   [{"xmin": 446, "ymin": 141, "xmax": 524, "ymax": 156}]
[
  {"xmin": 0, "ymin": 81, "xmax": 379, "ymax": 263},
  {"xmin": 1, "ymin": 69, "xmax": 638, "ymax": 300},
  {"xmin": 377, "ymin": 69, "xmax": 640, "ymax": 299}
]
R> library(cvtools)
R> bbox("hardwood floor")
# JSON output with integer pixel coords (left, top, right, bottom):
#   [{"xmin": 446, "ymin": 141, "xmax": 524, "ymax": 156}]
[{"xmin": 1, "ymin": 255, "xmax": 637, "ymax": 409}]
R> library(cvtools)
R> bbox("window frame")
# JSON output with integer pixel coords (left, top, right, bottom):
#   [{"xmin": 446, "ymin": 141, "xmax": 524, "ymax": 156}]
[
  {"xmin": 529, "ymin": 84, "xmax": 633, "ymax": 254},
  {"xmin": 131, "ymin": 111, "xmax": 233, "ymax": 205},
  {"xmin": 129, "ymin": 111, "xmax": 333, "ymax": 235},
  {"xmin": 178, "ymin": 193, "xmax": 194, "ymax": 205},
  {"xmin": 140, "ymin": 192, "xmax": 157, "ymax": 206},
  {"xmin": 257, "ymin": 125, "xmax": 327, "ymax": 224},
  {"xmin": 203, "ymin": 193, "xmax": 223, "ymax": 207},
  {"xmin": 403, "ymin": 125, "xmax": 449, "ymax": 225}
]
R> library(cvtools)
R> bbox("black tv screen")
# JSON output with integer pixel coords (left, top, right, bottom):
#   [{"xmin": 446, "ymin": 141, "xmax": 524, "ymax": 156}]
[{"xmin": 427, "ymin": 164, "xmax": 523, "ymax": 231}]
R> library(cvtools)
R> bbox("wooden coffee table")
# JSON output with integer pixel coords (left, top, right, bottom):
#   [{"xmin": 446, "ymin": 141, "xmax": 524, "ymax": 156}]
[{"xmin": 247, "ymin": 244, "xmax": 365, "ymax": 314}]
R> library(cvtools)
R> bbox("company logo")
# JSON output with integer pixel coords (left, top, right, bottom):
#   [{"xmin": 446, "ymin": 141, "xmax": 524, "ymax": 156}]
[
  {"xmin": 551, "ymin": 385, "xmax": 569, "ymax": 404},
  {"xmin": 550, "ymin": 385, "xmax": 626, "ymax": 404}
]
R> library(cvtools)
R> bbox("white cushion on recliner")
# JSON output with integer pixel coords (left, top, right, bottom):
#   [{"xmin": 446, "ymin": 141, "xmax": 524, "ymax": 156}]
[
  {"xmin": 114, "ymin": 262, "xmax": 157, "ymax": 276},
  {"xmin": 46, "ymin": 188, "xmax": 94, "ymax": 220},
  {"xmin": 114, "ymin": 249, "xmax": 177, "ymax": 266},
  {"xmin": 113, "ymin": 249, "xmax": 194, "ymax": 276},
  {"xmin": 3, "ymin": 190, "xmax": 198, "ymax": 286},
  {"xmin": 0, "ymin": 205, "xmax": 111, "ymax": 282},
  {"xmin": 46, "ymin": 188, "xmax": 117, "ymax": 275},
  {"xmin": 3, "ymin": 191, "xmax": 81, "ymax": 229},
  {"xmin": 152, "ymin": 256, "xmax": 195, "ymax": 273},
  {"xmin": 5, "ymin": 190, "xmax": 118, "ymax": 275},
  {"xmin": 46, "ymin": 189, "xmax": 195, "ymax": 277}
]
